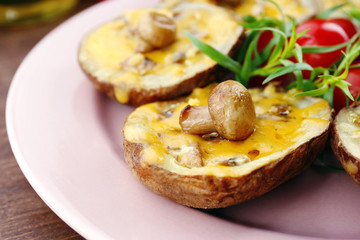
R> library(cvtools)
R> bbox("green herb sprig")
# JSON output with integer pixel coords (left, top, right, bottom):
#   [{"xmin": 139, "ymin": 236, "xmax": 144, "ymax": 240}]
[
  {"xmin": 185, "ymin": 1, "xmax": 359, "ymax": 107},
  {"xmin": 296, "ymin": 33, "xmax": 360, "ymax": 105}
]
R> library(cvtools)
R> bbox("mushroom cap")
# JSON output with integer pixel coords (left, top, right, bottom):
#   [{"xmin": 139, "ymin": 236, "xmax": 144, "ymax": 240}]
[
  {"xmin": 208, "ymin": 80, "xmax": 256, "ymax": 140},
  {"xmin": 137, "ymin": 11, "xmax": 176, "ymax": 48}
]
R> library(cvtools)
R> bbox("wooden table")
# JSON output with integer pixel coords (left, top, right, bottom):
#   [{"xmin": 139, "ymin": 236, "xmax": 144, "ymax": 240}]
[{"xmin": 0, "ymin": 1, "xmax": 98, "ymax": 239}]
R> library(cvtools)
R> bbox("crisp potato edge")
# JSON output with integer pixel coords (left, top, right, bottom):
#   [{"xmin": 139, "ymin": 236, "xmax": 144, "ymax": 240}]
[{"xmin": 123, "ymin": 124, "xmax": 330, "ymax": 209}]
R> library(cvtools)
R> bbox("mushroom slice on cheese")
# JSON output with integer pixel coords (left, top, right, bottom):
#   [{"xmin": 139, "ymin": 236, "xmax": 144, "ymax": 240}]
[
  {"xmin": 78, "ymin": 2, "xmax": 243, "ymax": 106},
  {"xmin": 123, "ymin": 84, "xmax": 333, "ymax": 208},
  {"xmin": 331, "ymin": 102, "xmax": 360, "ymax": 186}
]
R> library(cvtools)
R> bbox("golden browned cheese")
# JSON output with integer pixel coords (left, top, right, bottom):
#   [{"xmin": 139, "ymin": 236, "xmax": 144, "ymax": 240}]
[{"xmin": 124, "ymin": 84, "xmax": 332, "ymax": 177}]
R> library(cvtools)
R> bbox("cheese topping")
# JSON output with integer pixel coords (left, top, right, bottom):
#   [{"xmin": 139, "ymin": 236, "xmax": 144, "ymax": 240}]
[
  {"xmin": 124, "ymin": 84, "xmax": 332, "ymax": 177},
  {"xmin": 79, "ymin": 2, "xmax": 242, "ymax": 103}
]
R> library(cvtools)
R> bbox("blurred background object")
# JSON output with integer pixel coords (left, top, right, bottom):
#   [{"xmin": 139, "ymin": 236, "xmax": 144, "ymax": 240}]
[
  {"xmin": 0, "ymin": 1, "xmax": 98, "ymax": 239},
  {"xmin": 0, "ymin": 0, "xmax": 78, "ymax": 27}
]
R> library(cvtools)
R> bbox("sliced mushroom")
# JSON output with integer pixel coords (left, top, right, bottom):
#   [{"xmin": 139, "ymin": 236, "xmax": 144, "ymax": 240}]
[{"xmin": 179, "ymin": 80, "xmax": 256, "ymax": 141}]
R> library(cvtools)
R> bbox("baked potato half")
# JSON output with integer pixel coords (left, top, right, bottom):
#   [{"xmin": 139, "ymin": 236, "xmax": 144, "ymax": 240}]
[
  {"xmin": 123, "ymin": 84, "xmax": 333, "ymax": 208},
  {"xmin": 78, "ymin": 2, "xmax": 243, "ymax": 106},
  {"xmin": 331, "ymin": 101, "xmax": 360, "ymax": 185},
  {"xmin": 161, "ymin": 0, "xmax": 320, "ymax": 22}
]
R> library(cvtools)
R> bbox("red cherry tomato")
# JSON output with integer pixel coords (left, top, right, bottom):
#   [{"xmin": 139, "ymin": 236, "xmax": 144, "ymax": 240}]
[
  {"xmin": 296, "ymin": 19, "xmax": 350, "ymax": 69},
  {"xmin": 257, "ymin": 30, "xmax": 273, "ymax": 53},
  {"xmin": 329, "ymin": 18, "xmax": 357, "ymax": 38},
  {"xmin": 333, "ymin": 68, "xmax": 360, "ymax": 112}
]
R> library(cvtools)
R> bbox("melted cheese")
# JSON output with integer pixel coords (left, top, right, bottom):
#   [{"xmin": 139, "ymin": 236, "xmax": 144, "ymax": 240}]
[
  {"xmin": 124, "ymin": 84, "xmax": 332, "ymax": 177},
  {"xmin": 79, "ymin": 2, "xmax": 242, "ymax": 103}
]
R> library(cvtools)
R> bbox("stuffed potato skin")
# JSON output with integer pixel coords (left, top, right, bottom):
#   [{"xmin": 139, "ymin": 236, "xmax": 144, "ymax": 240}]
[
  {"xmin": 124, "ymin": 129, "xmax": 329, "ymax": 209},
  {"xmin": 331, "ymin": 102, "xmax": 360, "ymax": 186},
  {"xmin": 78, "ymin": 2, "xmax": 243, "ymax": 106},
  {"xmin": 123, "ymin": 84, "xmax": 333, "ymax": 208}
]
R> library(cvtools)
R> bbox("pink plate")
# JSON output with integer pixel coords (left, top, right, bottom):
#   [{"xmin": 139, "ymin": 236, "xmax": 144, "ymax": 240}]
[{"xmin": 6, "ymin": 0, "xmax": 360, "ymax": 239}]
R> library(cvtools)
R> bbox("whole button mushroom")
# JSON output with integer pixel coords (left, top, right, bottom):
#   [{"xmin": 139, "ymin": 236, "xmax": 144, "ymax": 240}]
[
  {"xmin": 136, "ymin": 11, "xmax": 176, "ymax": 52},
  {"xmin": 179, "ymin": 80, "xmax": 256, "ymax": 141}
]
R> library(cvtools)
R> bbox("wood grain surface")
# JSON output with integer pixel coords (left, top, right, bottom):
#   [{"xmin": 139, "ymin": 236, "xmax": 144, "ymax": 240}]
[{"xmin": 0, "ymin": 1, "xmax": 98, "ymax": 239}]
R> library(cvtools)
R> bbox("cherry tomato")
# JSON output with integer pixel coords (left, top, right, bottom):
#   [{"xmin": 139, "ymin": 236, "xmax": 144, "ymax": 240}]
[
  {"xmin": 333, "ymin": 67, "xmax": 360, "ymax": 112},
  {"xmin": 329, "ymin": 18, "xmax": 357, "ymax": 38},
  {"xmin": 257, "ymin": 30, "xmax": 273, "ymax": 53},
  {"xmin": 296, "ymin": 19, "xmax": 350, "ymax": 69}
]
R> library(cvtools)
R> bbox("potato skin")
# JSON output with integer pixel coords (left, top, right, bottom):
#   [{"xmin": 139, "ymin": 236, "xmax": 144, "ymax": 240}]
[
  {"xmin": 81, "ymin": 59, "xmax": 233, "ymax": 107},
  {"xmin": 79, "ymin": 34, "xmax": 243, "ymax": 107},
  {"xmin": 331, "ymin": 102, "xmax": 360, "ymax": 186},
  {"xmin": 123, "ymin": 127, "xmax": 330, "ymax": 209}
]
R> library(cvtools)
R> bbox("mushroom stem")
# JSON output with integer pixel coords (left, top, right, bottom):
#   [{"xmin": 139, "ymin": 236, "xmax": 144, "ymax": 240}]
[{"xmin": 179, "ymin": 105, "xmax": 216, "ymax": 135}]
